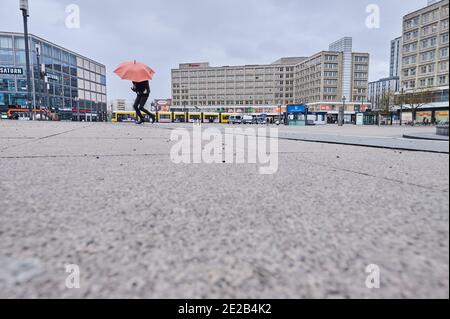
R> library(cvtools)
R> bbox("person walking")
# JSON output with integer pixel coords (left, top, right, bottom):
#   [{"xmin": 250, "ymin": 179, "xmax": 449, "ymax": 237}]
[
  {"xmin": 114, "ymin": 60, "xmax": 156, "ymax": 125},
  {"xmin": 132, "ymin": 80, "xmax": 155, "ymax": 124}
]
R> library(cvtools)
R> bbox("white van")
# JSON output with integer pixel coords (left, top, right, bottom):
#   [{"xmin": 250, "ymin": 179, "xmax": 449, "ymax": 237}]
[
  {"xmin": 229, "ymin": 115, "xmax": 243, "ymax": 124},
  {"xmin": 242, "ymin": 115, "xmax": 254, "ymax": 124}
]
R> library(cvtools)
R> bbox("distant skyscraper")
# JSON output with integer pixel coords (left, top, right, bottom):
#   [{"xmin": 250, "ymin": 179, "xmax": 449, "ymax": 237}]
[
  {"xmin": 390, "ymin": 37, "xmax": 402, "ymax": 77},
  {"xmin": 329, "ymin": 37, "xmax": 353, "ymax": 100}
]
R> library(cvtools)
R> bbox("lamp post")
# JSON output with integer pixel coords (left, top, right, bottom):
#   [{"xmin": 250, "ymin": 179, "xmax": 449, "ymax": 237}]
[
  {"xmin": 339, "ymin": 96, "xmax": 346, "ymax": 126},
  {"xmin": 400, "ymin": 87, "xmax": 404, "ymax": 126},
  {"xmin": 278, "ymin": 104, "xmax": 282, "ymax": 125},
  {"xmin": 183, "ymin": 100, "xmax": 187, "ymax": 122},
  {"xmin": 359, "ymin": 96, "xmax": 365, "ymax": 125},
  {"xmin": 74, "ymin": 97, "xmax": 80, "ymax": 122},
  {"xmin": 304, "ymin": 98, "xmax": 309, "ymax": 126},
  {"xmin": 20, "ymin": 0, "xmax": 33, "ymax": 120}
]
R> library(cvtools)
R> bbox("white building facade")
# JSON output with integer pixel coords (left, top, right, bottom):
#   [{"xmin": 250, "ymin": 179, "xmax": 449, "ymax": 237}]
[{"xmin": 171, "ymin": 38, "xmax": 370, "ymax": 115}]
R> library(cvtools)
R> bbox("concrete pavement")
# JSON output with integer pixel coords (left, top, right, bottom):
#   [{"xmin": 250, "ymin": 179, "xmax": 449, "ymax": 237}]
[{"xmin": 0, "ymin": 121, "xmax": 448, "ymax": 299}]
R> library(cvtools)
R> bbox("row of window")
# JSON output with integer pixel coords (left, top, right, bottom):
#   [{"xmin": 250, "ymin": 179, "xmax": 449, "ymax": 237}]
[
  {"xmin": 171, "ymin": 100, "xmax": 293, "ymax": 107},
  {"xmin": 0, "ymin": 57, "xmax": 106, "ymax": 88},
  {"xmin": 404, "ymin": 19, "xmax": 449, "ymax": 41},
  {"xmin": 404, "ymin": 61, "xmax": 449, "ymax": 77},
  {"xmin": 402, "ymin": 74, "xmax": 449, "ymax": 88},
  {"xmin": 174, "ymin": 68, "xmax": 289, "ymax": 77},
  {"xmin": 403, "ymin": 33, "xmax": 449, "ymax": 53},
  {"xmin": 0, "ymin": 36, "xmax": 28, "ymax": 50},
  {"xmin": 403, "ymin": 47, "xmax": 449, "ymax": 64},
  {"xmin": 404, "ymin": 5, "xmax": 449, "ymax": 30},
  {"xmin": 0, "ymin": 35, "xmax": 106, "ymax": 76},
  {"xmin": 353, "ymin": 56, "xmax": 369, "ymax": 63}
]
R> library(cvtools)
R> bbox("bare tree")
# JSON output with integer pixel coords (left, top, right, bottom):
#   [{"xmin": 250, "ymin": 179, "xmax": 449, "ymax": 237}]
[
  {"xmin": 402, "ymin": 87, "xmax": 435, "ymax": 125},
  {"xmin": 379, "ymin": 91, "xmax": 396, "ymax": 114},
  {"xmin": 377, "ymin": 91, "xmax": 396, "ymax": 125}
]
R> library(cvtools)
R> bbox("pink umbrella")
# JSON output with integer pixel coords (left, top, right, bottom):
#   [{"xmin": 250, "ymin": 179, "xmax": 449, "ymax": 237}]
[{"xmin": 114, "ymin": 60, "xmax": 155, "ymax": 82}]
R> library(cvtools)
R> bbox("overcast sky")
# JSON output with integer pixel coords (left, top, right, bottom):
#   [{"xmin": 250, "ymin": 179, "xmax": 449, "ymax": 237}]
[{"xmin": 1, "ymin": 0, "xmax": 429, "ymax": 102}]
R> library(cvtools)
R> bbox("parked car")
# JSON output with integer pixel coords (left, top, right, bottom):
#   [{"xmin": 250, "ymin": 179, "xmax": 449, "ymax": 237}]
[{"xmin": 255, "ymin": 117, "xmax": 267, "ymax": 125}]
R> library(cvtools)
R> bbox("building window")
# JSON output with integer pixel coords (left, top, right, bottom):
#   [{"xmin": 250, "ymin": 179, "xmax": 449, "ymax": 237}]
[
  {"xmin": 0, "ymin": 49, "xmax": 14, "ymax": 64},
  {"xmin": 0, "ymin": 36, "xmax": 13, "ymax": 49},
  {"xmin": 14, "ymin": 37, "xmax": 25, "ymax": 50},
  {"xmin": 0, "ymin": 79, "xmax": 16, "ymax": 91}
]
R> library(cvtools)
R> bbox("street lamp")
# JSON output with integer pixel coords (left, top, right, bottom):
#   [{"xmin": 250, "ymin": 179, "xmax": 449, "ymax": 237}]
[
  {"xmin": 400, "ymin": 87, "xmax": 404, "ymax": 126},
  {"xmin": 74, "ymin": 97, "xmax": 80, "ymax": 122},
  {"xmin": 183, "ymin": 100, "xmax": 187, "ymax": 122},
  {"xmin": 304, "ymin": 98, "xmax": 309, "ymax": 126},
  {"xmin": 278, "ymin": 104, "xmax": 282, "ymax": 125},
  {"xmin": 20, "ymin": 0, "xmax": 33, "ymax": 120},
  {"xmin": 339, "ymin": 96, "xmax": 346, "ymax": 126}
]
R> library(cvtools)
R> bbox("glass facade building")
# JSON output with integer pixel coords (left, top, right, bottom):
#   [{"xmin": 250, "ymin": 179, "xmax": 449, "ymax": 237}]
[{"xmin": 0, "ymin": 31, "xmax": 107, "ymax": 121}]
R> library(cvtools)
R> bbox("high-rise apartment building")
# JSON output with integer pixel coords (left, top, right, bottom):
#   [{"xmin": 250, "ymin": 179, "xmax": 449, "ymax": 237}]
[
  {"xmin": 368, "ymin": 36, "xmax": 402, "ymax": 110},
  {"xmin": 390, "ymin": 37, "xmax": 402, "ymax": 77},
  {"xmin": 293, "ymin": 50, "xmax": 369, "ymax": 109},
  {"xmin": 171, "ymin": 38, "xmax": 369, "ymax": 114},
  {"xmin": 400, "ymin": 0, "xmax": 449, "ymax": 98},
  {"xmin": 329, "ymin": 37, "xmax": 353, "ymax": 100},
  {"xmin": 368, "ymin": 76, "xmax": 400, "ymax": 110}
]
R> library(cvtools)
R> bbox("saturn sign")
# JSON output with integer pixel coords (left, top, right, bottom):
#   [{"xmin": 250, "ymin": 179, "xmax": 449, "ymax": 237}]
[{"xmin": 0, "ymin": 67, "xmax": 24, "ymax": 75}]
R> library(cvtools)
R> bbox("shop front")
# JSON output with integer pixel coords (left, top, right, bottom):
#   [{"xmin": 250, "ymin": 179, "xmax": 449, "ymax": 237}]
[{"xmin": 435, "ymin": 111, "xmax": 449, "ymax": 124}]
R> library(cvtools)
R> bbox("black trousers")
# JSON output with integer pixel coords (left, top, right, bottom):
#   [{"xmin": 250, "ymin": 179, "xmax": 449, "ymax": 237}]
[{"xmin": 133, "ymin": 94, "xmax": 155, "ymax": 122}]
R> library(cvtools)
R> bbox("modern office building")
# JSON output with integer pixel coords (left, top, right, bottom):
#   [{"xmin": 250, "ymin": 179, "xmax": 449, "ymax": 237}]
[
  {"xmin": 400, "ymin": 0, "xmax": 449, "ymax": 97},
  {"xmin": 390, "ymin": 37, "xmax": 402, "ymax": 77},
  {"xmin": 171, "ymin": 37, "xmax": 370, "ymax": 119},
  {"xmin": 329, "ymin": 37, "xmax": 353, "ymax": 100},
  {"xmin": 368, "ymin": 36, "xmax": 402, "ymax": 111},
  {"xmin": 368, "ymin": 76, "xmax": 400, "ymax": 110},
  {"xmin": 0, "ymin": 31, "xmax": 107, "ymax": 121},
  {"xmin": 293, "ymin": 50, "xmax": 370, "ymax": 114}
]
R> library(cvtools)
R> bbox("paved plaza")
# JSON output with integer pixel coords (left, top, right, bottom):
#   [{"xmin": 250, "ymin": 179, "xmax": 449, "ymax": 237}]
[{"xmin": 0, "ymin": 121, "xmax": 448, "ymax": 298}]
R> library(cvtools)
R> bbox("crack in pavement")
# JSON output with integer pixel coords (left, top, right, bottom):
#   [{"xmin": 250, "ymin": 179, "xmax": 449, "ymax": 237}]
[
  {"xmin": 0, "ymin": 124, "xmax": 94, "ymax": 153},
  {"xmin": 301, "ymin": 159, "xmax": 448, "ymax": 193},
  {"xmin": 0, "ymin": 152, "xmax": 446, "ymax": 193},
  {"xmin": 0, "ymin": 153, "xmax": 170, "ymax": 159}
]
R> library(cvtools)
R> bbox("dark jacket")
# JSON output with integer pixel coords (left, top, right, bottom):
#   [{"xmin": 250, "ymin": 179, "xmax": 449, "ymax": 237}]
[{"xmin": 132, "ymin": 81, "xmax": 150, "ymax": 95}]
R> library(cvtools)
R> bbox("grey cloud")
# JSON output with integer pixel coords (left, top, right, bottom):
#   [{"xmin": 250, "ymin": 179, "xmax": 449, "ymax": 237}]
[{"xmin": 0, "ymin": 0, "xmax": 427, "ymax": 101}]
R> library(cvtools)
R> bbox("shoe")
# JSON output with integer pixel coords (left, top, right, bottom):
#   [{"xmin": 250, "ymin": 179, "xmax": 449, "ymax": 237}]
[{"xmin": 135, "ymin": 120, "xmax": 143, "ymax": 125}]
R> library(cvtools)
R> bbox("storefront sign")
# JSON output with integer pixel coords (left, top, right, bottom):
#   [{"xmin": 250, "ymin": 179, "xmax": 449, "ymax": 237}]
[
  {"xmin": 47, "ymin": 73, "xmax": 60, "ymax": 81},
  {"xmin": 154, "ymin": 99, "xmax": 172, "ymax": 112},
  {"xmin": 0, "ymin": 67, "xmax": 24, "ymax": 75},
  {"xmin": 287, "ymin": 104, "xmax": 306, "ymax": 113}
]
